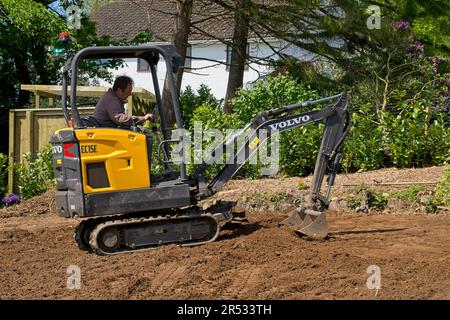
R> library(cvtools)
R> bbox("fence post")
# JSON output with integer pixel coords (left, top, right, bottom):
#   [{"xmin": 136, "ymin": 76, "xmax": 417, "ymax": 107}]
[
  {"xmin": 127, "ymin": 96, "xmax": 133, "ymax": 116},
  {"xmin": 35, "ymin": 94, "xmax": 40, "ymax": 109},
  {"xmin": 8, "ymin": 110, "xmax": 15, "ymax": 194},
  {"xmin": 25, "ymin": 110, "xmax": 35, "ymax": 158}
]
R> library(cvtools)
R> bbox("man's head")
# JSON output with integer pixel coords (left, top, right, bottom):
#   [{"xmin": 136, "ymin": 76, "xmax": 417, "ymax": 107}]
[{"xmin": 113, "ymin": 76, "xmax": 134, "ymax": 100}]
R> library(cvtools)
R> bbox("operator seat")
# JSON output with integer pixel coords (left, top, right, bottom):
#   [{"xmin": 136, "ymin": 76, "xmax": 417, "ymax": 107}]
[{"xmin": 80, "ymin": 116, "xmax": 102, "ymax": 128}]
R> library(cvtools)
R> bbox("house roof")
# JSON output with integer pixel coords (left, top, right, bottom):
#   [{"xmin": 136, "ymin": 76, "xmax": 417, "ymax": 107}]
[{"xmin": 91, "ymin": 0, "xmax": 235, "ymax": 42}]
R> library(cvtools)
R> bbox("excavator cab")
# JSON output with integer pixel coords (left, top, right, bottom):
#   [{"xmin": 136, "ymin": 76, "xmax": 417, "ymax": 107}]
[
  {"xmin": 50, "ymin": 44, "xmax": 350, "ymax": 255},
  {"xmin": 51, "ymin": 45, "xmax": 191, "ymax": 216}
]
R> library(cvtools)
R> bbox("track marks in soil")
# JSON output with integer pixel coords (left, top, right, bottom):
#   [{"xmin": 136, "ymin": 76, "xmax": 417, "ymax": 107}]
[
  {"xmin": 219, "ymin": 266, "xmax": 263, "ymax": 299},
  {"xmin": 149, "ymin": 263, "xmax": 187, "ymax": 296}
]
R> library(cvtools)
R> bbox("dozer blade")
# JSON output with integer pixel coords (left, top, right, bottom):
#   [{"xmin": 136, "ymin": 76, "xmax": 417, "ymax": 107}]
[{"xmin": 279, "ymin": 208, "xmax": 328, "ymax": 239}]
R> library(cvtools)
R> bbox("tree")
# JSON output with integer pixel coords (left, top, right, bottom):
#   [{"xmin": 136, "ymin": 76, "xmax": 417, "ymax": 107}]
[
  {"xmin": 383, "ymin": 0, "xmax": 450, "ymax": 57},
  {"xmin": 0, "ymin": 0, "xmax": 140, "ymax": 154},
  {"xmin": 223, "ymin": 0, "xmax": 250, "ymax": 113},
  {"xmin": 162, "ymin": 0, "xmax": 194, "ymax": 126},
  {"xmin": 211, "ymin": 0, "xmax": 449, "ymax": 100},
  {"xmin": 125, "ymin": 0, "xmax": 194, "ymax": 126},
  {"xmin": 0, "ymin": 0, "xmax": 65, "ymax": 153}
]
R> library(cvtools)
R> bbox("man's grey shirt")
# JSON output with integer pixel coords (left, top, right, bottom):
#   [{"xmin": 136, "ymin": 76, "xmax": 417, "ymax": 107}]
[{"xmin": 93, "ymin": 88, "xmax": 129, "ymax": 127}]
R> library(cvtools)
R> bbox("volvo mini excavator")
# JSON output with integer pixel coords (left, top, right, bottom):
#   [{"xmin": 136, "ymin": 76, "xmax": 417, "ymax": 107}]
[{"xmin": 50, "ymin": 44, "xmax": 350, "ymax": 255}]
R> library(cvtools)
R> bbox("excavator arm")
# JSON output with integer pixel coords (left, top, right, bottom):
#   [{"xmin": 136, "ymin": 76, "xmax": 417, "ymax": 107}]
[{"xmin": 192, "ymin": 92, "xmax": 350, "ymax": 238}]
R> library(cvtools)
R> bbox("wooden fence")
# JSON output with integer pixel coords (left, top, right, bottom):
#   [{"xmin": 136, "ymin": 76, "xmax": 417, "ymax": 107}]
[{"xmin": 7, "ymin": 107, "xmax": 95, "ymax": 193}]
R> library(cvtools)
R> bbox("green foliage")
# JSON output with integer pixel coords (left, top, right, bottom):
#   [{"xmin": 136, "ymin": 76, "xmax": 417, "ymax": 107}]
[
  {"xmin": 433, "ymin": 166, "xmax": 450, "ymax": 209},
  {"xmin": 385, "ymin": 106, "xmax": 450, "ymax": 168},
  {"xmin": 280, "ymin": 124, "xmax": 323, "ymax": 177},
  {"xmin": 186, "ymin": 67, "xmax": 448, "ymax": 179},
  {"xmin": 232, "ymin": 75, "xmax": 318, "ymax": 124},
  {"xmin": 188, "ymin": 103, "xmax": 246, "ymax": 178},
  {"xmin": 341, "ymin": 104, "xmax": 385, "ymax": 172},
  {"xmin": 180, "ymin": 85, "xmax": 223, "ymax": 129},
  {"xmin": 14, "ymin": 145, "xmax": 55, "ymax": 199},
  {"xmin": 270, "ymin": 192, "xmax": 289, "ymax": 203},
  {"xmin": 297, "ymin": 180, "xmax": 308, "ymax": 191},
  {"xmin": 389, "ymin": 184, "xmax": 426, "ymax": 202},
  {"xmin": 346, "ymin": 186, "xmax": 387, "ymax": 211},
  {"xmin": 346, "ymin": 194, "xmax": 361, "ymax": 210},
  {"xmin": 232, "ymin": 75, "xmax": 321, "ymax": 177},
  {"xmin": 367, "ymin": 190, "xmax": 387, "ymax": 210},
  {"xmin": 344, "ymin": 12, "xmax": 450, "ymax": 172},
  {"xmin": 0, "ymin": 153, "xmax": 8, "ymax": 196},
  {"xmin": 2, "ymin": 0, "xmax": 63, "ymax": 34},
  {"xmin": 191, "ymin": 103, "xmax": 239, "ymax": 131},
  {"xmin": 389, "ymin": 0, "xmax": 450, "ymax": 56}
]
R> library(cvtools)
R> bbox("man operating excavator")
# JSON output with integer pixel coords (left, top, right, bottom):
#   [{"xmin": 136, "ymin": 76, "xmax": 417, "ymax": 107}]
[{"xmin": 93, "ymin": 75, "xmax": 158, "ymax": 128}]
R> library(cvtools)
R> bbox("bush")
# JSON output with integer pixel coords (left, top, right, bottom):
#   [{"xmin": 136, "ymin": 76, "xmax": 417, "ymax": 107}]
[
  {"xmin": 390, "ymin": 184, "xmax": 426, "ymax": 202},
  {"xmin": 188, "ymin": 103, "xmax": 252, "ymax": 178},
  {"xmin": 180, "ymin": 85, "xmax": 223, "ymax": 130},
  {"xmin": 179, "ymin": 71, "xmax": 448, "ymax": 180},
  {"xmin": 346, "ymin": 186, "xmax": 387, "ymax": 211},
  {"xmin": 14, "ymin": 145, "xmax": 55, "ymax": 199},
  {"xmin": 232, "ymin": 75, "xmax": 321, "ymax": 177},
  {"xmin": 432, "ymin": 166, "xmax": 450, "ymax": 210},
  {"xmin": 385, "ymin": 103, "xmax": 450, "ymax": 168},
  {"xmin": 0, "ymin": 153, "xmax": 8, "ymax": 196},
  {"xmin": 232, "ymin": 75, "xmax": 319, "ymax": 124},
  {"xmin": 341, "ymin": 104, "xmax": 385, "ymax": 172}
]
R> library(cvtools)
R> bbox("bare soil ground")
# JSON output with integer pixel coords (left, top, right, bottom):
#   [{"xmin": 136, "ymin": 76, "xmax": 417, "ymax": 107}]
[{"xmin": 1, "ymin": 166, "xmax": 449, "ymax": 300}]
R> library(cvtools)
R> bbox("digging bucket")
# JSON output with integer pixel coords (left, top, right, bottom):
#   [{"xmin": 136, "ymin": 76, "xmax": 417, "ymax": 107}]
[{"xmin": 279, "ymin": 207, "xmax": 328, "ymax": 239}]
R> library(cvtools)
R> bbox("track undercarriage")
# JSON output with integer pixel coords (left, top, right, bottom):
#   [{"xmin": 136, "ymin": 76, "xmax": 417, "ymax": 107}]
[{"xmin": 74, "ymin": 201, "xmax": 244, "ymax": 255}]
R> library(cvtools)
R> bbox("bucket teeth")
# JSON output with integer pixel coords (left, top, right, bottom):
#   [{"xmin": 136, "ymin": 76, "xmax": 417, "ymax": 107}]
[{"xmin": 279, "ymin": 208, "xmax": 328, "ymax": 239}]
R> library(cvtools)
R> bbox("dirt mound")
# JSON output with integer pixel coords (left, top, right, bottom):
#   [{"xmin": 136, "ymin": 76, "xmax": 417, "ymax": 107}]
[
  {"xmin": 0, "ymin": 166, "xmax": 449, "ymax": 300},
  {"xmin": 216, "ymin": 166, "xmax": 445, "ymax": 201},
  {"xmin": 0, "ymin": 190, "xmax": 56, "ymax": 219}
]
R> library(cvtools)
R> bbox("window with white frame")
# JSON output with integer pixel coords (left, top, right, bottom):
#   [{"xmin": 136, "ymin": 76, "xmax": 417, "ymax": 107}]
[{"xmin": 137, "ymin": 58, "xmax": 151, "ymax": 72}]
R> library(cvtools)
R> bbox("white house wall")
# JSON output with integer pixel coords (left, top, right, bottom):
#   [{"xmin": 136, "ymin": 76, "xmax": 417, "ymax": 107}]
[{"xmin": 98, "ymin": 40, "xmax": 283, "ymax": 99}]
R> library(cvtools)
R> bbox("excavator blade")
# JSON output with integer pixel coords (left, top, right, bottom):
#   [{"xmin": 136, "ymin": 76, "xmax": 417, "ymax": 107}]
[{"xmin": 279, "ymin": 208, "xmax": 328, "ymax": 239}]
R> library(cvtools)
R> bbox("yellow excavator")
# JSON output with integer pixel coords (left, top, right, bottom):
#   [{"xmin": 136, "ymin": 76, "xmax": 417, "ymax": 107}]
[{"xmin": 50, "ymin": 44, "xmax": 350, "ymax": 255}]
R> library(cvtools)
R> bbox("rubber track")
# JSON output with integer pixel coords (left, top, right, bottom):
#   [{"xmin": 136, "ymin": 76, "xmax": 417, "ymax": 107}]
[{"xmin": 88, "ymin": 212, "xmax": 219, "ymax": 255}]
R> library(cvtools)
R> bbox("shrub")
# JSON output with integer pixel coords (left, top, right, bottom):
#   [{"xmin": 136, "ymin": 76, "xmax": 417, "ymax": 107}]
[
  {"xmin": 341, "ymin": 104, "xmax": 385, "ymax": 172},
  {"xmin": 180, "ymin": 85, "xmax": 222, "ymax": 129},
  {"xmin": 232, "ymin": 75, "xmax": 321, "ymax": 177},
  {"xmin": 432, "ymin": 166, "xmax": 450, "ymax": 210},
  {"xmin": 346, "ymin": 186, "xmax": 387, "ymax": 211},
  {"xmin": 385, "ymin": 103, "xmax": 450, "ymax": 168},
  {"xmin": 390, "ymin": 184, "xmax": 426, "ymax": 202},
  {"xmin": 232, "ymin": 75, "xmax": 319, "ymax": 124},
  {"xmin": 14, "ymin": 145, "xmax": 55, "ymax": 199},
  {"xmin": 187, "ymin": 103, "xmax": 259, "ymax": 178}
]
